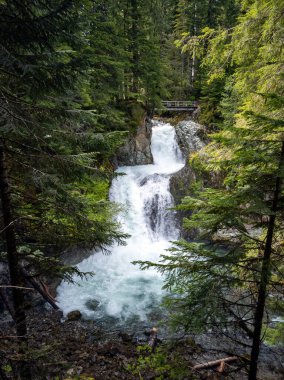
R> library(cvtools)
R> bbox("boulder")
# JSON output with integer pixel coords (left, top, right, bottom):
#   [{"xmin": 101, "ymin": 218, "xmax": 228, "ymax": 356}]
[
  {"xmin": 67, "ymin": 310, "xmax": 82, "ymax": 321},
  {"xmin": 175, "ymin": 119, "xmax": 206, "ymax": 157},
  {"xmin": 85, "ymin": 299, "xmax": 100, "ymax": 311}
]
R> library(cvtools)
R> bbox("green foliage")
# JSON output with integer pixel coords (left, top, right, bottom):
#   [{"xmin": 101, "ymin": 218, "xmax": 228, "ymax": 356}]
[
  {"xmin": 172, "ymin": 0, "xmax": 240, "ymax": 102},
  {"xmin": 127, "ymin": 345, "xmax": 190, "ymax": 380},
  {"xmin": 0, "ymin": 0, "xmax": 129, "ymax": 283},
  {"xmin": 265, "ymin": 322, "xmax": 284, "ymax": 346},
  {"xmin": 136, "ymin": 1, "xmax": 284, "ymax": 360},
  {"xmin": 1, "ymin": 364, "xmax": 12, "ymax": 374}
]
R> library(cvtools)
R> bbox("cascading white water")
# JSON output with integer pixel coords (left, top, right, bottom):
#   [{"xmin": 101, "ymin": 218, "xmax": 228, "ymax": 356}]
[{"xmin": 57, "ymin": 121, "xmax": 184, "ymax": 324}]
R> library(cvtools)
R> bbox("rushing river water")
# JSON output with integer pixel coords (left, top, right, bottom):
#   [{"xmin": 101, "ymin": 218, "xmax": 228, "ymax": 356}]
[{"xmin": 57, "ymin": 121, "xmax": 184, "ymax": 326}]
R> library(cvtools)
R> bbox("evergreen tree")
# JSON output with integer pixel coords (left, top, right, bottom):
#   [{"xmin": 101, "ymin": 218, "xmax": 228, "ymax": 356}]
[
  {"xmin": 137, "ymin": 1, "xmax": 284, "ymax": 378},
  {"xmin": 173, "ymin": 0, "xmax": 240, "ymax": 107},
  {"xmin": 125, "ymin": 0, "xmax": 169, "ymax": 109},
  {"xmin": 87, "ymin": 0, "xmax": 129, "ymax": 129},
  {"xmin": 0, "ymin": 1, "xmax": 127, "ymax": 376}
]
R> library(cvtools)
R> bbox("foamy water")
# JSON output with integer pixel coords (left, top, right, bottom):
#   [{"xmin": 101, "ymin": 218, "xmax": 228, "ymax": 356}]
[{"xmin": 57, "ymin": 121, "xmax": 184, "ymax": 323}]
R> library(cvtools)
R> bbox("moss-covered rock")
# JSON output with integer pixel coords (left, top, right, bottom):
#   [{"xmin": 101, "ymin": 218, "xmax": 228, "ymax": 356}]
[{"xmin": 114, "ymin": 118, "xmax": 153, "ymax": 166}]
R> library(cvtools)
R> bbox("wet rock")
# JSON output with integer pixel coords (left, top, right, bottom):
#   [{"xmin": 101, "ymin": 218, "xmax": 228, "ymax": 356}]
[
  {"xmin": 118, "ymin": 332, "xmax": 133, "ymax": 343},
  {"xmin": 60, "ymin": 245, "xmax": 98, "ymax": 267},
  {"xmin": 67, "ymin": 310, "xmax": 82, "ymax": 321},
  {"xmin": 144, "ymin": 328, "xmax": 152, "ymax": 337},
  {"xmin": 175, "ymin": 119, "xmax": 206, "ymax": 158},
  {"xmin": 115, "ymin": 118, "xmax": 153, "ymax": 166},
  {"xmin": 170, "ymin": 119, "xmax": 206, "ymax": 239},
  {"xmin": 85, "ymin": 299, "xmax": 100, "ymax": 311},
  {"xmin": 139, "ymin": 172, "xmax": 163, "ymax": 186}
]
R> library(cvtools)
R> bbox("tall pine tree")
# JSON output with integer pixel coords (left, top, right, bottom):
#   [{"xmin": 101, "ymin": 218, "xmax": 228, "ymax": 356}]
[
  {"xmin": 137, "ymin": 1, "xmax": 284, "ymax": 378},
  {"xmin": 0, "ymin": 1, "xmax": 127, "ymax": 376}
]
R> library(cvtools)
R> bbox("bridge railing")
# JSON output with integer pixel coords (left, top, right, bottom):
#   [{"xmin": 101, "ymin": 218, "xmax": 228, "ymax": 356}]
[{"xmin": 161, "ymin": 100, "xmax": 197, "ymax": 109}]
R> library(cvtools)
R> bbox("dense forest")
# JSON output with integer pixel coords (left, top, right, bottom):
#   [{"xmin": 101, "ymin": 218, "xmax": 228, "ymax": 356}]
[{"xmin": 0, "ymin": 0, "xmax": 283, "ymax": 379}]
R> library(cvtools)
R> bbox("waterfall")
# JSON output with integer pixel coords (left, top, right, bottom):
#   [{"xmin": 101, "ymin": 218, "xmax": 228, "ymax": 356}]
[{"xmin": 57, "ymin": 121, "xmax": 184, "ymax": 325}]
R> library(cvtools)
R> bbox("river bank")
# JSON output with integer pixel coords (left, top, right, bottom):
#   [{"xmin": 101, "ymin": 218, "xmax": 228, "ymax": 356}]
[{"xmin": 1, "ymin": 307, "xmax": 283, "ymax": 379}]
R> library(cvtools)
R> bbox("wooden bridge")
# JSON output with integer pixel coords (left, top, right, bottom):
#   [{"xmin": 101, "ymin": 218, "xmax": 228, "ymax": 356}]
[{"xmin": 155, "ymin": 100, "xmax": 198, "ymax": 113}]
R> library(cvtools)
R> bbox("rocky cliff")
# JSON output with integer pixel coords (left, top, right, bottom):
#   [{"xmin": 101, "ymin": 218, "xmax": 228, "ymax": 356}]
[
  {"xmin": 114, "ymin": 118, "xmax": 153, "ymax": 166},
  {"xmin": 175, "ymin": 120, "xmax": 206, "ymax": 156},
  {"xmin": 170, "ymin": 119, "xmax": 206, "ymax": 238}
]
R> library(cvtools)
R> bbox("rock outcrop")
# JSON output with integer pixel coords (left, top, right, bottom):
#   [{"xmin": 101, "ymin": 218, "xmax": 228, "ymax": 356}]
[
  {"xmin": 175, "ymin": 119, "xmax": 206, "ymax": 157},
  {"xmin": 114, "ymin": 118, "xmax": 153, "ymax": 166},
  {"xmin": 170, "ymin": 119, "xmax": 206, "ymax": 238}
]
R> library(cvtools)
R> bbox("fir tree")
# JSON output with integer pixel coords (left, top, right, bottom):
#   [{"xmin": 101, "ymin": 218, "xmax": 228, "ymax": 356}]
[
  {"xmin": 137, "ymin": 1, "xmax": 284, "ymax": 378},
  {"xmin": 0, "ymin": 1, "xmax": 127, "ymax": 376}
]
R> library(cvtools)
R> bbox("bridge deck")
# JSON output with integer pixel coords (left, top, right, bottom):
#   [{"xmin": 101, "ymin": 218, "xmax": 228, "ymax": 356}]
[{"xmin": 155, "ymin": 100, "xmax": 198, "ymax": 112}]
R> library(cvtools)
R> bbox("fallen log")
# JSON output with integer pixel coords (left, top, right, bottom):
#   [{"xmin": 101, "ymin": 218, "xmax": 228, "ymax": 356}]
[
  {"xmin": 26, "ymin": 276, "xmax": 59, "ymax": 310},
  {"xmin": 192, "ymin": 356, "xmax": 238, "ymax": 370},
  {"xmin": 217, "ymin": 360, "xmax": 226, "ymax": 373},
  {"xmin": 39, "ymin": 280, "xmax": 57, "ymax": 303},
  {"xmin": 20, "ymin": 268, "xmax": 60, "ymax": 310}
]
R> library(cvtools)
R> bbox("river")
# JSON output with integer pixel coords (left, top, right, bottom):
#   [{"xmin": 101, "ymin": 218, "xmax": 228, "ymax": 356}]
[{"xmin": 57, "ymin": 120, "xmax": 184, "ymax": 329}]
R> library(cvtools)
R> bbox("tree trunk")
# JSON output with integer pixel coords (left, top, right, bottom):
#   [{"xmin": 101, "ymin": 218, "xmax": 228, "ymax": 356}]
[
  {"xmin": 190, "ymin": 2, "xmax": 197, "ymax": 89},
  {"xmin": 0, "ymin": 144, "xmax": 31, "ymax": 379},
  {"xmin": 248, "ymin": 141, "xmax": 284, "ymax": 380},
  {"xmin": 130, "ymin": 0, "xmax": 139, "ymax": 93}
]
